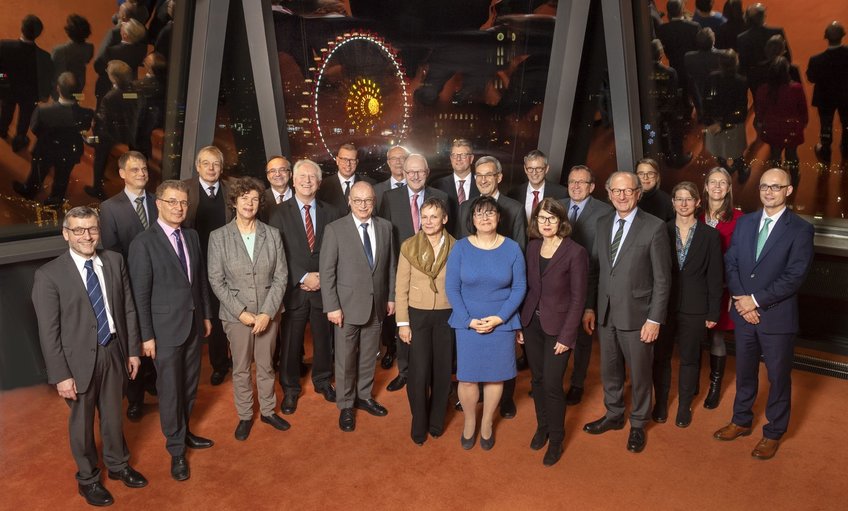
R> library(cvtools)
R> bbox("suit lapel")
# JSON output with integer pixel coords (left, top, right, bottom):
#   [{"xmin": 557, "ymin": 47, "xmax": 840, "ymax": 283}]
[
  {"xmin": 598, "ymin": 214, "xmax": 613, "ymax": 268},
  {"xmin": 61, "ymin": 252, "xmax": 93, "ymax": 317},
  {"xmin": 253, "ymin": 223, "xmax": 267, "ymax": 267},
  {"xmin": 152, "ymin": 223, "xmax": 190, "ymax": 283},
  {"xmin": 227, "ymin": 221, "xmax": 253, "ymax": 266},
  {"xmin": 755, "ymin": 211, "xmax": 789, "ymax": 266},
  {"xmin": 612, "ymin": 212, "xmax": 644, "ymax": 268},
  {"xmin": 100, "ymin": 253, "xmax": 118, "ymax": 316},
  {"xmin": 541, "ymin": 238, "xmax": 569, "ymax": 276},
  {"xmin": 681, "ymin": 223, "xmax": 704, "ymax": 269}
]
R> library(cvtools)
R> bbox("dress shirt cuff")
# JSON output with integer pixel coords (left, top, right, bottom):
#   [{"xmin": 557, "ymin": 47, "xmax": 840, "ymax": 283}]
[
  {"xmin": 396, "ymin": 322, "xmax": 410, "ymax": 327},
  {"xmin": 751, "ymin": 294, "xmax": 760, "ymax": 308},
  {"xmin": 647, "ymin": 319, "xmax": 659, "ymax": 325},
  {"xmin": 299, "ymin": 273, "xmax": 308, "ymax": 284}
]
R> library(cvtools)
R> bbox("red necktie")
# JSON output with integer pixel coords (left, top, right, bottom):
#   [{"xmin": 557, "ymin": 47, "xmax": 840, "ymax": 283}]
[
  {"xmin": 303, "ymin": 204, "xmax": 315, "ymax": 251},
  {"xmin": 531, "ymin": 190, "xmax": 540, "ymax": 213},
  {"xmin": 457, "ymin": 180, "xmax": 466, "ymax": 204},
  {"xmin": 411, "ymin": 193, "xmax": 420, "ymax": 233}
]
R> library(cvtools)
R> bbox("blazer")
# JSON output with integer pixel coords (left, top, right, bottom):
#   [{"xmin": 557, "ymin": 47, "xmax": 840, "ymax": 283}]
[
  {"xmin": 394, "ymin": 243, "xmax": 453, "ymax": 324},
  {"xmin": 268, "ymin": 197, "xmax": 342, "ymax": 308},
  {"xmin": 656, "ymin": 18, "xmax": 699, "ymax": 78},
  {"xmin": 32, "ymin": 250, "xmax": 140, "ymax": 394},
  {"xmin": 319, "ymin": 214, "xmax": 396, "ymax": 325},
  {"xmin": 30, "ymin": 101, "xmax": 94, "ymax": 164},
  {"xmin": 725, "ymin": 209, "xmax": 814, "ymax": 334},
  {"xmin": 94, "ymin": 86, "xmax": 136, "ymax": 144},
  {"xmin": 259, "ymin": 187, "xmax": 291, "ymax": 223},
  {"xmin": 558, "ymin": 196, "xmax": 613, "ymax": 258},
  {"xmin": 737, "ymin": 24, "xmax": 790, "ymax": 74},
  {"xmin": 128, "ymin": 222, "xmax": 213, "ymax": 346},
  {"xmin": 99, "ymin": 191, "xmax": 159, "ymax": 259},
  {"xmin": 316, "ymin": 173, "xmax": 376, "ymax": 213},
  {"xmin": 665, "ymin": 220, "xmax": 723, "ymax": 321},
  {"xmin": 50, "ymin": 40, "xmax": 94, "ymax": 91},
  {"xmin": 588, "ymin": 209, "xmax": 672, "ymax": 330},
  {"xmin": 378, "ymin": 185, "xmax": 449, "ymax": 249},
  {"xmin": 519, "ymin": 237, "xmax": 588, "ymax": 349},
  {"xmin": 207, "ymin": 219, "xmax": 288, "ymax": 323},
  {"xmin": 93, "ymin": 41, "xmax": 147, "ymax": 101},
  {"xmin": 806, "ymin": 45, "xmax": 848, "ymax": 109},
  {"xmin": 455, "ymin": 193, "xmax": 527, "ymax": 250},
  {"xmin": 507, "ymin": 180, "xmax": 569, "ymax": 218},
  {"xmin": 0, "ymin": 39, "xmax": 52, "ymax": 100},
  {"xmin": 182, "ymin": 177, "xmax": 234, "ymax": 230},
  {"xmin": 430, "ymin": 173, "xmax": 480, "ymax": 231},
  {"xmin": 372, "ymin": 177, "xmax": 401, "ymax": 212}
]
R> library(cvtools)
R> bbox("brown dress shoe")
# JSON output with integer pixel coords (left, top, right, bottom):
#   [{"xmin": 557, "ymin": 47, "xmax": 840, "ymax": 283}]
[
  {"xmin": 713, "ymin": 422, "xmax": 752, "ymax": 441},
  {"xmin": 751, "ymin": 437, "xmax": 780, "ymax": 460}
]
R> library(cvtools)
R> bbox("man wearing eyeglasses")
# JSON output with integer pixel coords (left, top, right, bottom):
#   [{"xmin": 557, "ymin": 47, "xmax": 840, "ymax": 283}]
[
  {"xmin": 373, "ymin": 145, "xmax": 409, "ymax": 212},
  {"xmin": 378, "ymin": 154, "xmax": 448, "ymax": 392},
  {"xmin": 507, "ymin": 150, "xmax": 568, "ymax": 221},
  {"xmin": 128, "ymin": 180, "xmax": 215, "ymax": 481},
  {"xmin": 583, "ymin": 171, "xmax": 671, "ymax": 454},
  {"xmin": 260, "ymin": 155, "xmax": 293, "ymax": 222},
  {"xmin": 320, "ymin": 181, "xmax": 396, "ymax": 432},
  {"xmin": 317, "ymin": 143, "xmax": 375, "ymax": 213},
  {"xmin": 181, "ymin": 145, "xmax": 233, "ymax": 386},
  {"xmin": 33, "ymin": 206, "xmax": 148, "ymax": 506},
  {"xmin": 714, "ymin": 168, "xmax": 814, "ymax": 460},
  {"xmin": 432, "ymin": 138, "xmax": 481, "ymax": 226}
]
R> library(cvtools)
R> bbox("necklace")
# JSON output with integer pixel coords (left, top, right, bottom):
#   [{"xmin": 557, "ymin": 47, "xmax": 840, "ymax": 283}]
[{"xmin": 474, "ymin": 234, "xmax": 499, "ymax": 249}]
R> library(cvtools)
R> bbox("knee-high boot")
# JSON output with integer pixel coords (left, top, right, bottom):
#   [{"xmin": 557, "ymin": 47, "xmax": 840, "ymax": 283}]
[{"xmin": 703, "ymin": 354, "xmax": 726, "ymax": 409}]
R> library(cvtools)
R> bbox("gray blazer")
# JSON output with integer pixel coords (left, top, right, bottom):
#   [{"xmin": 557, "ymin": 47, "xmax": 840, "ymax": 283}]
[
  {"xmin": 319, "ymin": 214, "xmax": 396, "ymax": 325},
  {"xmin": 207, "ymin": 220, "xmax": 288, "ymax": 323},
  {"xmin": 559, "ymin": 196, "xmax": 613, "ymax": 256}
]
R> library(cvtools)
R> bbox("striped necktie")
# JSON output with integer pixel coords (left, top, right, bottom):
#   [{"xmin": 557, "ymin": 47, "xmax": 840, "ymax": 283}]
[
  {"xmin": 610, "ymin": 218, "xmax": 626, "ymax": 263},
  {"xmin": 84, "ymin": 260, "xmax": 111, "ymax": 346},
  {"xmin": 135, "ymin": 196, "xmax": 148, "ymax": 229}
]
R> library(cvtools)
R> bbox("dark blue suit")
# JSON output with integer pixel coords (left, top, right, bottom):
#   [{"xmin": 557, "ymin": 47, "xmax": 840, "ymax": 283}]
[{"xmin": 724, "ymin": 208, "xmax": 814, "ymax": 440}]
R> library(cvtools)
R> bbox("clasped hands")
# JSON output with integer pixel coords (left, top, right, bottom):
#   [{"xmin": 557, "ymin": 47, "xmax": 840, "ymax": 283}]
[
  {"xmin": 299, "ymin": 272, "xmax": 321, "ymax": 292},
  {"xmin": 469, "ymin": 316, "xmax": 503, "ymax": 334},
  {"xmin": 239, "ymin": 311, "xmax": 271, "ymax": 334},
  {"xmin": 732, "ymin": 294, "xmax": 760, "ymax": 324}
]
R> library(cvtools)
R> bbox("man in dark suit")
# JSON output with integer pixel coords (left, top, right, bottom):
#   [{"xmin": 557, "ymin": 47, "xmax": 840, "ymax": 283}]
[
  {"xmin": 656, "ymin": 1, "xmax": 699, "ymax": 95},
  {"xmin": 320, "ymin": 181, "xmax": 396, "ymax": 432},
  {"xmin": 807, "ymin": 22, "xmax": 848, "ymax": 165},
  {"xmin": 129, "ymin": 179, "xmax": 215, "ymax": 481},
  {"xmin": 714, "ymin": 168, "xmax": 814, "ymax": 460},
  {"xmin": 12, "ymin": 72, "xmax": 93, "ymax": 206},
  {"xmin": 558, "ymin": 165, "xmax": 613, "ymax": 405},
  {"xmin": 100, "ymin": 150, "xmax": 159, "ymax": 421},
  {"xmin": 0, "ymin": 15, "xmax": 53, "ymax": 152},
  {"xmin": 269, "ymin": 159, "xmax": 341, "ymax": 414},
  {"xmin": 431, "ymin": 138, "xmax": 479, "ymax": 230},
  {"xmin": 373, "ymin": 145, "xmax": 409, "ymax": 212},
  {"xmin": 583, "ymin": 171, "xmax": 671, "ymax": 453},
  {"xmin": 378, "ymin": 154, "xmax": 449, "ymax": 392},
  {"xmin": 507, "ymin": 149, "xmax": 568, "ymax": 221},
  {"xmin": 684, "ymin": 27, "xmax": 725, "ymax": 121},
  {"xmin": 260, "ymin": 155, "xmax": 293, "ymax": 222},
  {"xmin": 93, "ymin": 19, "xmax": 147, "ymax": 107},
  {"xmin": 317, "ymin": 143, "xmax": 375, "ymax": 212},
  {"xmin": 182, "ymin": 145, "xmax": 234, "ymax": 386},
  {"xmin": 33, "ymin": 206, "xmax": 147, "ymax": 506},
  {"xmin": 737, "ymin": 3, "xmax": 790, "ymax": 90},
  {"xmin": 133, "ymin": 52, "xmax": 167, "ymax": 161}
]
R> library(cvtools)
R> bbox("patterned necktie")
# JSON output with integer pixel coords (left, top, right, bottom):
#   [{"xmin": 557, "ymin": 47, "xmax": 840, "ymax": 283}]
[
  {"xmin": 457, "ymin": 179, "xmax": 466, "ymax": 204},
  {"xmin": 531, "ymin": 190, "xmax": 540, "ymax": 213},
  {"xmin": 361, "ymin": 222, "xmax": 374, "ymax": 269},
  {"xmin": 303, "ymin": 204, "xmax": 315, "ymax": 251},
  {"xmin": 276, "ymin": 194, "xmax": 283, "ymax": 204},
  {"xmin": 343, "ymin": 181, "xmax": 351, "ymax": 200},
  {"xmin": 135, "ymin": 196, "xmax": 148, "ymax": 229},
  {"xmin": 172, "ymin": 229, "xmax": 189, "ymax": 277},
  {"xmin": 756, "ymin": 217, "xmax": 773, "ymax": 260},
  {"xmin": 610, "ymin": 218, "xmax": 626, "ymax": 263},
  {"xmin": 84, "ymin": 260, "xmax": 112, "ymax": 346},
  {"xmin": 411, "ymin": 193, "xmax": 420, "ymax": 233},
  {"xmin": 570, "ymin": 204, "xmax": 579, "ymax": 224},
  {"xmin": 207, "ymin": 185, "xmax": 215, "ymax": 198}
]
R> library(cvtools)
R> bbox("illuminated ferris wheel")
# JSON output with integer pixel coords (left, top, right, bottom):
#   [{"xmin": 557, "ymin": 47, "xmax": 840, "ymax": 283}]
[{"xmin": 312, "ymin": 31, "xmax": 411, "ymax": 162}]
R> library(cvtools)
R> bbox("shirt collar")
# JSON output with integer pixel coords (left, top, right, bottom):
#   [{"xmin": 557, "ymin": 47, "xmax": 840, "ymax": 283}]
[
  {"xmin": 198, "ymin": 177, "xmax": 219, "ymax": 192},
  {"xmin": 69, "ymin": 250, "xmax": 102, "ymax": 270},
  {"xmin": 158, "ymin": 218, "xmax": 180, "ymax": 237},
  {"xmin": 124, "ymin": 188, "xmax": 143, "ymax": 203},
  {"xmin": 295, "ymin": 196, "xmax": 315, "ymax": 210}
]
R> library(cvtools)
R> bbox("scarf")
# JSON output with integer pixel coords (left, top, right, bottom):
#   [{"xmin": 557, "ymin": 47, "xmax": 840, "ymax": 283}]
[{"xmin": 400, "ymin": 229, "xmax": 455, "ymax": 293}]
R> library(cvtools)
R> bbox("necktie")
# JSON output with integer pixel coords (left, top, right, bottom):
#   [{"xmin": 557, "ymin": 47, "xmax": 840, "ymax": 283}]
[
  {"xmin": 610, "ymin": 218, "xmax": 626, "ymax": 263},
  {"xmin": 457, "ymin": 180, "xmax": 466, "ymax": 204},
  {"xmin": 84, "ymin": 260, "xmax": 111, "ymax": 346},
  {"xmin": 531, "ymin": 190, "xmax": 540, "ymax": 213},
  {"xmin": 361, "ymin": 222, "xmax": 374, "ymax": 269},
  {"xmin": 343, "ymin": 181, "xmax": 351, "ymax": 200},
  {"xmin": 755, "ymin": 218, "xmax": 773, "ymax": 259},
  {"xmin": 303, "ymin": 204, "xmax": 315, "ymax": 251},
  {"xmin": 570, "ymin": 204, "xmax": 579, "ymax": 224},
  {"xmin": 135, "ymin": 196, "xmax": 148, "ymax": 229},
  {"xmin": 276, "ymin": 194, "xmax": 283, "ymax": 204},
  {"xmin": 411, "ymin": 193, "xmax": 420, "ymax": 233},
  {"xmin": 173, "ymin": 229, "xmax": 189, "ymax": 277},
  {"xmin": 207, "ymin": 185, "xmax": 216, "ymax": 198},
  {"xmin": 395, "ymin": 182, "xmax": 405, "ymax": 189}
]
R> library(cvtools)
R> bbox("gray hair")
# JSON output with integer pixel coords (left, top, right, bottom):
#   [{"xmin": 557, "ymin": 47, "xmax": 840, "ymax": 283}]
[
  {"xmin": 475, "ymin": 155, "xmax": 502, "ymax": 174},
  {"xmin": 63, "ymin": 206, "xmax": 99, "ymax": 228},
  {"xmin": 293, "ymin": 158, "xmax": 323, "ymax": 182}
]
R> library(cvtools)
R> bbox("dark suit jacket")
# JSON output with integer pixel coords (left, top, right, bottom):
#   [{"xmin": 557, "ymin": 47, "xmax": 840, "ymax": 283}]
[
  {"xmin": 32, "ymin": 250, "xmax": 140, "ymax": 394},
  {"xmin": 559, "ymin": 196, "xmax": 613, "ymax": 289},
  {"xmin": 378, "ymin": 185, "xmax": 449, "ymax": 249},
  {"xmin": 455, "ymin": 193, "xmax": 527, "ymax": 250},
  {"xmin": 269, "ymin": 197, "xmax": 342, "ymax": 308},
  {"xmin": 128, "ymin": 222, "xmax": 213, "ymax": 346},
  {"xmin": 0, "ymin": 39, "xmax": 52, "ymax": 100},
  {"xmin": 50, "ymin": 40, "xmax": 94, "ymax": 91},
  {"xmin": 806, "ymin": 45, "xmax": 848, "ymax": 109},
  {"xmin": 316, "ymin": 174, "xmax": 375, "ymax": 213},
  {"xmin": 656, "ymin": 18, "xmax": 700, "ymax": 78},
  {"xmin": 259, "ymin": 187, "xmax": 292, "ymax": 223},
  {"xmin": 665, "ymin": 220, "xmax": 723, "ymax": 321},
  {"xmin": 94, "ymin": 86, "xmax": 136, "ymax": 144},
  {"xmin": 100, "ymin": 191, "xmax": 159, "ymax": 259},
  {"xmin": 507, "ymin": 180, "xmax": 569, "ymax": 219},
  {"xmin": 588, "ymin": 209, "xmax": 672, "ymax": 329},
  {"xmin": 725, "ymin": 209, "xmax": 814, "ymax": 334},
  {"xmin": 737, "ymin": 24, "xmax": 790, "ymax": 75},
  {"xmin": 373, "ymin": 177, "xmax": 405, "ymax": 212},
  {"xmin": 520, "ymin": 237, "xmax": 588, "ymax": 348},
  {"xmin": 182, "ymin": 177, "xmax": 234, "ymax": 231},
  {"xmin": 431, "ymin": 173, "xmax": 480, "ymax": 231},
  {"xmin": 30, "ymin": 101, "xmax": 94, "ymax": 164},
  {"xmin": 93, "ymin": 41, "xmax": 147, "ymax": 101}
]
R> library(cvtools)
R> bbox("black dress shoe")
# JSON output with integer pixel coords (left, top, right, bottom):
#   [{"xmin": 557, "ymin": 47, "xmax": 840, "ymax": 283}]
[
  {"xmin": 386, "ymin": 374, "xmax": 407, "ymax": 392},
  {"xmin": 299, "ymin": 361, "xmax": 310, "ymax": 378},
  {"xmin": 171, "ymin": 455, "xmax": 190, "ymax": 481},
  {"xmin": 516, "ymin": 355, "xmax": 528, "ymax": 371},
  {"xmin": 454, "ymin": 400, "xmax": 463, "ymax": 411},
  {"xmin": 281, "ymin": 394, "xmax": 299, "ymax": 415},
  {"xmin": 543, "ymin": 442, "xmax": 563, "ymax": 466},
  {"xmin": 108, "ymin": 465, "xmax": 148, "ymax": 488},
  {"xmin": 499, "ymin": 399, "xmax": 516, "ymax": 419},
  {"xmin": 316, "ymin": 385, "xmax": 336, "ymax": 403},
  {"xmin": 675, "ymin": 406, "xmax": 693, "ymax": 428},
  {"xmin": 261, "ymin": 413, "xmax": 291, "ymax": 431},
  {"xmin": 530, "ymin": 429, "xmax": 548, "ymax": 450},
  {"xmin": 339, "ymin": 408, "xmax": 356, "ymax": 432},
  {"xmin": 126, "ymin": 402, "xmax": 143, "ymax": 421},
  {"xmin": 355, "ymin": 398, "xmax": 388, "ymax": 416},
  {"xmin": 429, "ymin": 426, "xmax": 443, "ymax": 438},
  {"xmin": 210, "ymin": 370, "xmax": 226, "ymax": 386},
  {"xmin": 652, "ymin": 401, "xmax": 668, "ymax": 423},
  {"xmin": 78, "ymin": 481, "xmax": 114, "ymax": 506},
  {"xmin": 234, "ymin": 419, "xmax": 253, "ymax": 440},
  {"xmin": 380, "ymin": 351, "xmax": 395, "ymax": 369},
  {"xmin": 185, "ymin": 432, "xmax": 214, "ymax": 449},
  {"xmin": 583, "ymin": 416, "xmax": 625, "ymax": 435},
  {"xmin": 627, "ymin": 427, "xmax": 647, "ymax": 453},
  {"xmin": 565, "ymin": 386, "xmax": 584, "ymax": 405},
  {"xmin": 480, "ymin": 431, "xmax": 496, "ymax": 451}
]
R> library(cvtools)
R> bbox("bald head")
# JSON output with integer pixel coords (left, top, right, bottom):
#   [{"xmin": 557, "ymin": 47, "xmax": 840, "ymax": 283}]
[{"xmin": 349, "ymin": 181, "xmax": 376, "ymax": 221}]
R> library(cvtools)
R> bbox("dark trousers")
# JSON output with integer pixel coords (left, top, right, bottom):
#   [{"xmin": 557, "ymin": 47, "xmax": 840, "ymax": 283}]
[
  {"xmin": 126, "ymin": 356, "xmax": 157, "ymax": 405},
  {"xmin": 599, "ymin": 322, "xmax": 654, "ymax": 428},
  {"xmin": 653, "ymin": 312, "xmax": 705, "ymax": 407},
  {"xmin": 569, "ymin": 328, "xmax": 593, "ymax": 389},
  {"xmin": 24, "ymin": 157, "xmax": 75, "ymax": 201},
  {"xmin": 154, "ymin": 328, "xmax": 202, "ymax": 456},
  {"xmin": 90, "ymin": 137, "xmax": 115, "ymax": 190},
  {"xmin": 206, "ymin": 295, "xmax": 231, "ymax": 373},
  {"xmin": 280, "ymin": 291, "xmax": 333, "ymax": 395},
  {"xmin": 66, "ymin": 340, "xmax": 129, "ymax": 485},
  {"xmin": 406, "ymin": 307, "xmax": 453, "ymax": 443},
  {"xmin": 732, "ymin": 323, "xmax": 795, "ymax": 440},
  {"xmin": 334, "ymin": 308, "xmax": 382, "ymax": 409},
  {"xmin": 817, "ymin": 104, "xmax": 848, "ymax": 150},
  {"xmin": 382, "ymin": 314, "xmax": 409, "ymax": 377},
  {"xmin": 524, "ymin": 314, "xmax": 571, "ymax": 444},
  {"xmin": 0, "ymin": 96, "xmax": 36, "ymax": 142}
]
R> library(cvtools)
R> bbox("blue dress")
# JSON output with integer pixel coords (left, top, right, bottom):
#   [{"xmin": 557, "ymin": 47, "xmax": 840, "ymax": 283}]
[{"xmin": 445, "ymin": 237, "xmax": 527, "ymax": 382}]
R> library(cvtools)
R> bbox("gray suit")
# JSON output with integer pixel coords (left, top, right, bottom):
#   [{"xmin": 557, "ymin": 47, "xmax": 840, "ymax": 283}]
[
  {"xmin": 33, "ymin": 250, "xmax": 140, "ymax": 485},
  {"xmin": 320, "ymin": 214, "xmax": 396, "ymax": 408},
  {"xmin": 588, "ymin": 208, "xmax": 671, "ymax": 428}
]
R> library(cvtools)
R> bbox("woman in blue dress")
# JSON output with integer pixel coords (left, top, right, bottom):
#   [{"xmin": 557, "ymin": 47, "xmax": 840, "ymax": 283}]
[{"xmin": 446, "ymin": 196, "xmax": 526, "ymax": 451}]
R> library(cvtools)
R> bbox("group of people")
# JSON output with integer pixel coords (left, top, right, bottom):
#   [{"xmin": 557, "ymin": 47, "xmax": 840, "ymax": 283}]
[
  {"xmin": 1, "ymin": 2, "xmax": 175, "ymax": 205},
  {"xmin": 650, "ymin": 1, "xmax": 847, "ymax": 186},
  {"xmin": 34, "ymin": 136, "xmax": 815, "ymax": 506}
]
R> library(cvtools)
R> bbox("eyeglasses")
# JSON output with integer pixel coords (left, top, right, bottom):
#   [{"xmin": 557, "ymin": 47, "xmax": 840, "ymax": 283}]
[
  {"xmin": 450, "ymin": 153, "xmax": 472, "ymax": 160},
  {"xmin": 64, "ymin": 226, "xmax": 100, "ymax": 236},
  {"xmin": 124, "ymin": 167, "xmax": 148, "ymax": 174},
  {"xmin": 473, "ymin": 210, "xmax": 497, "ymax": 219},
  {"xmin": 536, "ymin": 215, "xmax": 560, "ymax": 225},
  {"xmin": 759, "ymin": 184, "xmax": 790, "ymax": 192},
  {"xmin": 404, "ymin": 170, "xmax": 427, "ymax": 177},
  {"xmin": 475, "ymin": 172, "xmax": 499, "ymax": 179},
  {"xmin": 707, "ymin": 180, "xmax": 729, "ymax": 187},
  {"xmin": 337, "ymin": 157, "xmax": 358, "ymax": 165},
  {"xmin": 525, "ymin": 167, "xmax": 547, "ymax": 174},
  {"xmin": 158, "ymin": 198, "xmax": 189, "ymax": 208},
  {"xmin": 609, "ymin": 187, "xmax": 638, "ymax": 197},
  {"xmin": 673, "ymin": 197, "xmax": 696, "ymax": 204},
  {"xmin": 350, "ymin": 198, "xmax": 374, "ymax": 206},
  {"xmin": 636, "ymin": 171, "xmax": 658, "ymax": 179},
  {"xmin": 199, "ymin": 160, "xmax": 222, "ymax": 169},
  {"xmin": 267, "ymin": 168, "xmax": 291, "ymax": 175},
  {"xmin": 568, "ymin": 179, "xmax": 591, "ymax": 186}
]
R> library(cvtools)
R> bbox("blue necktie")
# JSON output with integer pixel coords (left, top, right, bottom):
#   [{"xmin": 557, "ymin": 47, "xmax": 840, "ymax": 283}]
[
  {"xmin": 361, "ymin": 223, "xmax": 374, "ymax": 269},
  {"xmin": 570, "ymin": 204, "xmax": 579, "ymax": 224},
  {"xmin": 173, "ymin": 229, "xmax": 189, "ymax": 277},
  {"xmin": 84, "ymin": 260, "xmax": 111, "ymax": 346}
]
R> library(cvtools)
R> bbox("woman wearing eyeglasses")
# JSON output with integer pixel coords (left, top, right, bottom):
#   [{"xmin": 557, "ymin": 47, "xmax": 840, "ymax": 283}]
[
  {"xmin": 635, "ymin": 158, "xmax": 675, "ymax": 222},
  {"xmin": 516, "ymin": 199, "xmax": 587, "ymax": 466},
  {"xmin": 652, "ymin": 181, "xmax": 722, "ymax": 427},
  {"xmin": 446, "ymin": 196, "xmax": 526, "ymax": 451}
]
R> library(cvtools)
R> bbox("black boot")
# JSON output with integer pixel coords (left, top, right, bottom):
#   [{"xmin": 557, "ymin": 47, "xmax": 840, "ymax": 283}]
[{"xmin": 703, "ymin": 355, "xmax": 726, "ymax": 409}]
